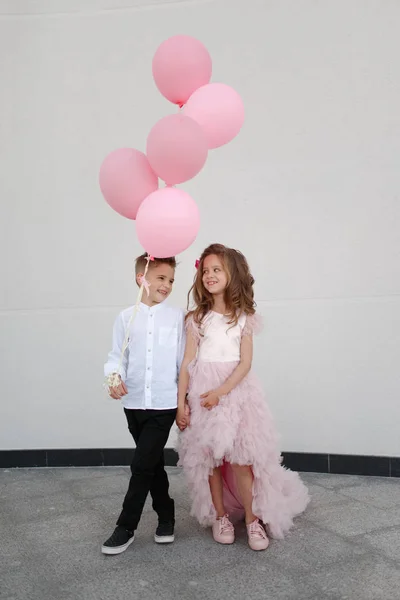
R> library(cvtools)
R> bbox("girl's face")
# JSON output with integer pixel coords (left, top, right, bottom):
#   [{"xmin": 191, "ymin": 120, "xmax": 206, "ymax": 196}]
[{"xmin": 202, "ymin": 254, "xmax": 228, "ymax": 296}]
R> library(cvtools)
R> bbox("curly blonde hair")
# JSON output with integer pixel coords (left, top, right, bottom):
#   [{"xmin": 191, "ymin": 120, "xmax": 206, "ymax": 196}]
[{"xmin": 188, "ymin": 243, "xmax": 256, "ymax": 326}]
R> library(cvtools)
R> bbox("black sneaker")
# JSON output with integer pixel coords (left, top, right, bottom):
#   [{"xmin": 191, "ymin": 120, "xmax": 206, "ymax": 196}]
[
  {"xmin": 101, "ymin": 526, "xmax": 135, "ymax": 555},
  {"xmin": 154, "ymin": 521, "xmax": 175, "ymax": 544}
]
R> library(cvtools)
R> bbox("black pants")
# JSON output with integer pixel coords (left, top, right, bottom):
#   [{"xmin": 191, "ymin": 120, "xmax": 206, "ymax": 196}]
[{"xmin": 117, "ymin": 408, "xmax": 176, "ymax": 531}]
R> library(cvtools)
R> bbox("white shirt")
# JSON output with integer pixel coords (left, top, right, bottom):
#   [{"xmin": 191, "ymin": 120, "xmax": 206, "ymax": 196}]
[{"xmin": 104, "ymin": 302, "xmax": 186, "ymax": 410}]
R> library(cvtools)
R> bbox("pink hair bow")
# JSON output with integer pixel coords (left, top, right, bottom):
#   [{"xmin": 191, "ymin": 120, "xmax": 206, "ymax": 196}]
[{"xmin": 195, "ymin": 259, "xmax": 200, "ymax": 270}]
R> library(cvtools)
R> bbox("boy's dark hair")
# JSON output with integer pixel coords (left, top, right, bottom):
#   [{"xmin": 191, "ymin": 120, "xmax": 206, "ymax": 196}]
[{"xmin": 135, "ymin": 253, "xmax": 176, "ymax": 275}]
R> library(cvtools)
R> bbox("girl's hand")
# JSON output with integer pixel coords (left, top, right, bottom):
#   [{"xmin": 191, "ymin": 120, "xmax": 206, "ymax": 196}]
[
  {"xmin": 184, "ymin": 402, "xmax": 191, "ymax": 425},
  {"xmin": 200, "ymin": 390, "xmax": 220, "ymax": 410},
  {"xmin": 109, "ymin": 376, "xmax": 128, "ymax": 400}
]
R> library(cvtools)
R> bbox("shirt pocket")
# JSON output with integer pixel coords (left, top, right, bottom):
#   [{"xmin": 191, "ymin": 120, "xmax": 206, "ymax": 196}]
[{"xmin": 159, "ymin": 326, "xmax": 178, "ymax": 349}]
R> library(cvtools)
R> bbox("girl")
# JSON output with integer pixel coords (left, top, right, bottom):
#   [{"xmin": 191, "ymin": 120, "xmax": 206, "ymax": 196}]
[{"xmin": 177, "ymin": 244, "xmax": 309, "ymax": 551}]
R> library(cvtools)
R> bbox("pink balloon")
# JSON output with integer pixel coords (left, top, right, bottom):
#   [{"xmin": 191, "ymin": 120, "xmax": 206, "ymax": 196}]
[
  {"xmin": 152, "ymin": 35, "xmax": 212, "ymax": 106},
  {"xmin": 99, "ymin": 148, "xmax": 158, "ymax": 220},
  {"xmin": 136, "ymin": 188, "xmax": 200, "ymax": 257},
  {"xmin": 184, "ymin": 83, "xmax": 245, "ymax": 149},
  {"xmin": 146, "ymin": 114, "xmax": 208, "ymax": 185}
]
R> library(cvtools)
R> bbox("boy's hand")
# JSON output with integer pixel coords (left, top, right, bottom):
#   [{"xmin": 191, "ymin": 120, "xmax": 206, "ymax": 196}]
[
  {"xmin": 200, "ymin": 390, "xmax": 220, "ymax": 410},
  {"xmin": 176, "ymin": 409, "xmax": 186, "ymax": 430},
  {"xmin": 108, "ymin": 375, "xmax": 128, "ymax": 400},
  {"xmin": 176, "ymin": 405, "xmax": 190, "ymax": 431}
]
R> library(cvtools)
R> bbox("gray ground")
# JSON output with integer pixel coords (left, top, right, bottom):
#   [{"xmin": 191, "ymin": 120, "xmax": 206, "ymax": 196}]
[{"xmin": 1, "ymin": 467, "xmax": 400, "ymax": 600}]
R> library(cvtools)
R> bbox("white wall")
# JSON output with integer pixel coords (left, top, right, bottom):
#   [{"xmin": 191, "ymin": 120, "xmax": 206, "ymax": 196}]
[{"xmin": 1, "ymin": 0, "xmax": 399, "ymax": 456}]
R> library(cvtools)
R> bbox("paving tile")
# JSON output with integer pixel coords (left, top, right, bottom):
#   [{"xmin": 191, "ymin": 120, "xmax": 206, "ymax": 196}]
[{"xmin": 2, "ymin": 468, "xmax": 400, "ymax": 600}]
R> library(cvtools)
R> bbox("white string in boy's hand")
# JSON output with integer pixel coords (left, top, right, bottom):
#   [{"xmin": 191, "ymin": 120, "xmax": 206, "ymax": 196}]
[
  {"xmin": 108, "ymin": 374, "xmax": 128, "ymax": 400},
  {"xmin": 200, "ymin": 390, "xmax": 220, "ymax": 410}
]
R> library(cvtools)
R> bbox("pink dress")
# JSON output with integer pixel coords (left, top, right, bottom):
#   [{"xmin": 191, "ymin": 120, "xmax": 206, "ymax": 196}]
[{"xmin": 178, "ymin": 311, "xmax": 310, "ymax": 539}]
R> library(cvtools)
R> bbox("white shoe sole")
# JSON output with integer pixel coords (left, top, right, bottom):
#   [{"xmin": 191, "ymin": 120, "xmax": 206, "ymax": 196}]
[
  {"xmin": 213, "ymin": 537, "xmax": 235, "ymax": 545},
  {"xmin": 154, "ymin": 534, "xmax": 175, "ymax": 544},
  {"xmin": 101, "ymin": 535, "xmax": 135, "ymax": 555},
  {"xmin": 248, "ymin": 542, "xmax": 269, "ymax": 551}
]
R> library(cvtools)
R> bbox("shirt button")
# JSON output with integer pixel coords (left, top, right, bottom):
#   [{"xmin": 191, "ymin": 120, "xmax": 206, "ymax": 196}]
[
  {"xmin": 148, "ymin": 349, "xmax": 151, "ymax": 352},
  {"xmin": 149, "ymin": 331, "xmax": 152, "ymax": 335}
]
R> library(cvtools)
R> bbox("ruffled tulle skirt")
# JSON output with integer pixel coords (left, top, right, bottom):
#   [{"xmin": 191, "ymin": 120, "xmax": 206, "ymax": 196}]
[{"xmin": 177, "ymin": 359, "xmax": 310, "ymax": 539}]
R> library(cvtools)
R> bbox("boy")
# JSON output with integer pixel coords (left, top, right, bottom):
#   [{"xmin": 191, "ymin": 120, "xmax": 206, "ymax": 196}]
[{"xmin": 101, "ymin": 254, "xmax": 185, "ymax": 555}]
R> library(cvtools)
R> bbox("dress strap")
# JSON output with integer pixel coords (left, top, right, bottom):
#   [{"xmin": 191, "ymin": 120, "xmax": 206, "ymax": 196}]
[
  {"xmin": 185, "ymin": 314, "xmax": 202, "ymax": 342},
  {"xmin": 241, "ymin": 313, "xmax": 263, "ymax": 337}
]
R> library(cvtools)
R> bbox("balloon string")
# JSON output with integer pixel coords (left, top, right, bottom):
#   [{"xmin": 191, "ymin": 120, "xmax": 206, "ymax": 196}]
[
  {"xmin": 106, "ymin": 254, "xmax": 151, "ymax": 390},
  {"xmin": 167, "ymin": 104, "xmax": 181, "ymax": 187}
]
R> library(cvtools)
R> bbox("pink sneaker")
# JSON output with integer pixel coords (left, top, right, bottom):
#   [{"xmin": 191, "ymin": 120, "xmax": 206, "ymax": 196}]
[
  {"xmin": 212, "ymin": 514, "xmax": 235, "ymax": 545},
  {"xmin": 247, "ymin": 519, "xmax": 269, "ymax": 551}
]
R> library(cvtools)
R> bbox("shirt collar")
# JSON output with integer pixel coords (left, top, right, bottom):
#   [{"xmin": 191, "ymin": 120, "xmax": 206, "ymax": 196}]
[{"xmin": 139, "ymin": 302, "xmax": 166, "ymax": 314}]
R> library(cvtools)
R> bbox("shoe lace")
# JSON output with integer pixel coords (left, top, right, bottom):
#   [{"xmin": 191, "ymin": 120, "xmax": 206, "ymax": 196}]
[
  {"xmin": 249, "ymin": 519, "xmax": 268, "ymax": 539},
  {"xmin": 219, "ymin": 515, "xmax": 234, "ymax": 534}
]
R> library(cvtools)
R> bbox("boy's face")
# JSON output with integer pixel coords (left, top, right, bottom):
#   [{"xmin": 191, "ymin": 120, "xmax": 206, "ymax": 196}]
[{"xmin": 137, "ymin": 263, "xmax": 175, "ymax": 306}]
